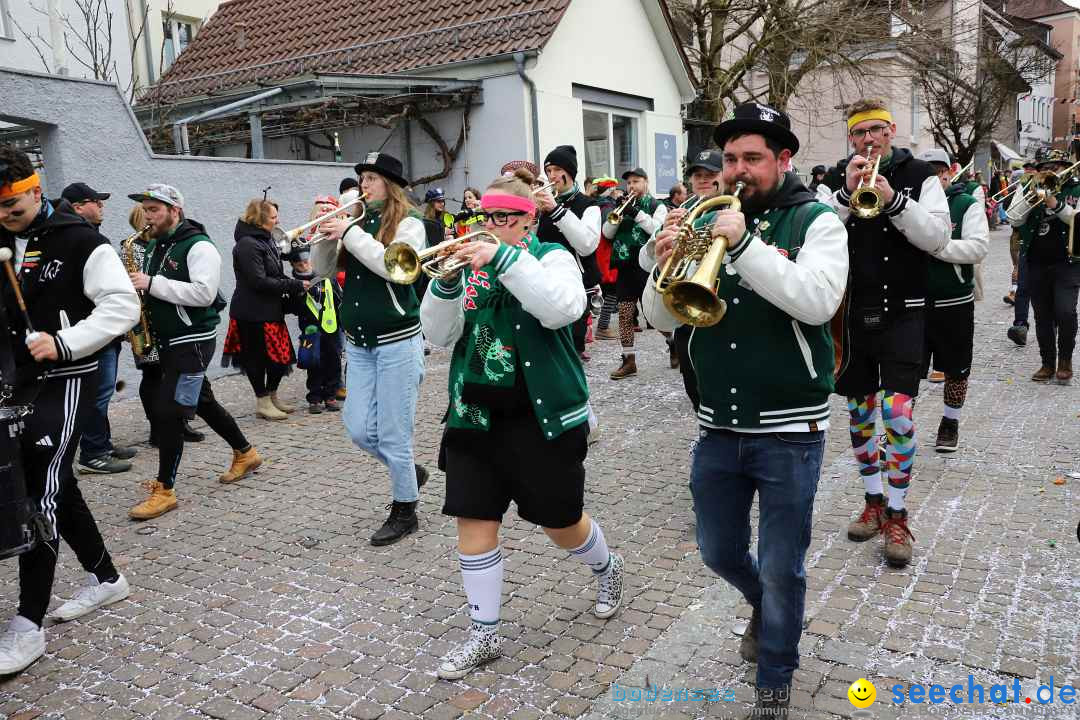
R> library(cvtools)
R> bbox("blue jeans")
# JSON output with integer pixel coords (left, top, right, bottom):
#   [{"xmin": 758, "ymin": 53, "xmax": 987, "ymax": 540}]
[
  {"xmin": 79, "ymin": 341, "xmax": 120, "ymax": 460},
  {"xmin": 1014, "ymin": 251, "xmax": 1030, "ymax": 327},
  {"xmin": 690, "ymin": 428, "xmax": 825, "ymax": 689},
  {"xmin": 343, "ymin": 334, "xmax": 425, "ymax": 502}
]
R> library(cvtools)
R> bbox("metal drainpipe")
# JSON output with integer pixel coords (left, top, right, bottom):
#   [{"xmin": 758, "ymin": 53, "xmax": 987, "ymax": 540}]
[
  {"xmin": 514, "ymin": 52, "xmax": 540, "ymax": 165},
  {"xmin": 172, "ymin": 87, "xmax": 283, "ymax": 154}
]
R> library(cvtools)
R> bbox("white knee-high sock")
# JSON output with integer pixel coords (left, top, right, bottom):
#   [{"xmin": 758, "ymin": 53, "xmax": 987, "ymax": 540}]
[
  {"xmin": 460, "ymin": 547, "xmax": 503, "ymax": 625},
  {"xmin": 569, "ymin": 519, "xmax": 612, "ymax": 574}
]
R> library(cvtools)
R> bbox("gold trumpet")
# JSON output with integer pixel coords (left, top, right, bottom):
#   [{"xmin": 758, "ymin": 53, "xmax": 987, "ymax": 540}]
[
  {"xmin": 384, "ymin": 230, "xmax": 499, "ymax": 284},
  {"xmin": 851, "ymin": 146, "xmax": 883, "ymax": 219},
  {"xmin": 121, "ymin": 224, "xmax": 154, "ymax": 359},
  {"xmin": 655, "ymin": 182, "xmax": 745, "ymax": 327},
  {"xmin": 286, "ymin": 194, "xmax": 368, "ymax": 247},
  {"xmin": 607, "ymin": 191, "xmax": 639, "ymax": 225}
]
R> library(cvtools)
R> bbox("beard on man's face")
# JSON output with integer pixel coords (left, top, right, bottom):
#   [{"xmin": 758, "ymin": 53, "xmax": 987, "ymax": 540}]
[{"xmin": 732, "ymin": 172, "xmax": 782, "ymax": 214}]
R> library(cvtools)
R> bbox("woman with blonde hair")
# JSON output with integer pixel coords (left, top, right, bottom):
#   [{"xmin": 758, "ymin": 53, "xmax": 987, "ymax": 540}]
[
  {"xmin": 313, "ymin": 152, "xmax": 429, "ymax": 546},
  {"xmin": 420, "ymin": 168, "xmax": 624, "ymax": 680},
  {"xmin": 223, "ymin": 198, "xmax": 306, "ymax": 420}
]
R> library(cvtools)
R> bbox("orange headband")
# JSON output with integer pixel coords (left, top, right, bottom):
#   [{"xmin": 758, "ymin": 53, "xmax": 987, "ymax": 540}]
[{"xmin": 0, "ymin": 172, "xmax": 41, "ymax": 200}]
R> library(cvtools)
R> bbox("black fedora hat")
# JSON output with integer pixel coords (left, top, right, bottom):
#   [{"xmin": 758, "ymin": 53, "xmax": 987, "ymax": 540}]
[
  {"xmin": 713, "ymin": 102, "xmax": 800, "ymax": 155},
  {"xmin": 354, "ymin": 152, "xmax": 409, "ymax": 188}
]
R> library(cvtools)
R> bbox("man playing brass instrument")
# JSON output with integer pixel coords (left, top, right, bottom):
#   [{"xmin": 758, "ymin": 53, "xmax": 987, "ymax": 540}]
[
  {"xmin": 819, "ymin": 98, "xmax": 949, "ymax": 570},
  {"xmin": 642, "ymin": 103, "xmax": 847, "ymax": 719}
]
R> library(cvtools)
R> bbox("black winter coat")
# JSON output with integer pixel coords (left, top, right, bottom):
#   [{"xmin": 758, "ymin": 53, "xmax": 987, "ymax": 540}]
[{"xmin": 229, "ymin": 220, "xmax": 304, "ymax": 323}]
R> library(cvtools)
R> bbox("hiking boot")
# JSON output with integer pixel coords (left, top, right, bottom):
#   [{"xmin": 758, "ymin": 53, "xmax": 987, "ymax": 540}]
[
  {"xmin": 610, "ymin": 354, "xmax": 637, "ymax": 380},
  {"xmin": 270, "ymin": 392, "xmax": 296, "ymax": 414},
  {"xmin": 308, "ymin": 402, "xmax": 323, "ymax": 415},
  {"xmin": 437, "ymin": 622, "xmax": 502, "ymax": 680},
  {"xmin": 129, "ymin": 481, "xmax": 177, "ymax": 520},
  {"xmin": 110, "ymin": 446, "xmax": 137, "ymax": 460},
  {"xmin": 415, "ymin": 464, "xmax": 429, "ymax": 490},
  {"xmin": 739, "ymin": 605, "xmax": 761, "ymax": 663},
  {"xmin": 1003, "ymin": 291, "xmax": 1015, "ymax": 305},
  {"xmin": 51, "ymin": 573, "xmax": 130, "ymax": 622},
  {"xmin": 847, "ymin": 493, "xmax": 886, "ymax": 541},
  {"xmin": 78, "ymin": 455, "xmax": 132, "ymax": 474},
  {"xmin": 934, "ymin": 417, "xmax": 959, "ymax": 453},
  {"xmin": 0, "ymin": 618, "xmax": 45, "ymax": 675},
  {"xmin": 220, "ymin": 447, "xmax": 262, "ymax": 484},
  {"xmin": 323, "ymin": 398, "xmax": 341, "ymax": 412},
  {"xmin": 1056, "ymin": 360, "xmax": 1073, "ymax": 385},
  {"xmin": 882, "ymin": 507, "xmax": 915, "ymax": 568},
  {"xmin": 1007, "ymin": 324, "xmax": 1028, "ymax": 346},
  {"xmin": 370, "ymin": 501, "xmax": 418, "ymax": 546},
  {"xmin": 594, "ymin": 552, "xmax": 624, "ymax": 619},
  {"xmin": 256, "ymin": 396, "xmax": 287, "ymax": 421},
  {"xmin": 596, "ymin": 327, "xmax": 618, "ymax": 341},
  {"xmin": 927, "ymin": 370, "xmax": 945, "ymax": 383},
  {"xmin": 1032, "ymin": 365, "xmax": 1055, "ymax": 382},
  {"xmin": 183, "ymin": 421, "xmax": 205, "ymax": 442},
  {"xmin": 745, "ymin": 686, "xmax": 790, "ymax": 720}
]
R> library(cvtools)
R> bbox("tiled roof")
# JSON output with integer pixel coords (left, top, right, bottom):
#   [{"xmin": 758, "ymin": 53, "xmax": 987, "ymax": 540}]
[
  {"xmin": 1007, "ymin": 0, "xmax": 1079, "ymax": 20},
  {"xmin": 143, "ymin": 0, "xmax": 571, "ymax": 104}
]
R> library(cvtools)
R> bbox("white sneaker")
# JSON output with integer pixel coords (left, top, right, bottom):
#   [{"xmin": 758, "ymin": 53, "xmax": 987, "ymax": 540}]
[
  {"xmin": 594, "ymin": 552, "xmax": 625, "ymax": 619},
  {"xmin": 437, "ymin": 623, "xmax": 502, "ymax": 680},
  {"xmin": 0, "ymin": 618, "xmax": 45, "ymax": 675},
  {"xmin": 51, "ymin": 573, "xmax": 130, "ymax": 623}
]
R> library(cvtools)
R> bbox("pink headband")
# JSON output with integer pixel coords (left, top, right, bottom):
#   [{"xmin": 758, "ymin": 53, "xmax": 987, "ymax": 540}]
[{"xmin": 480, "ymin": 192, "xmax": 536, "ymax": 214}]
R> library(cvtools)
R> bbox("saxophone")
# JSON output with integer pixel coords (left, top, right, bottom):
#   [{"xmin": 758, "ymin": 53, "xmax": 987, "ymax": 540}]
[{"xmin": 122, "ymin": 224, "xmax": 155, "ymax": 359}]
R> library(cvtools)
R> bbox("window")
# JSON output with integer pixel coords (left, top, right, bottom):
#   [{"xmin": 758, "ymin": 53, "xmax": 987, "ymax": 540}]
[
  {"xmin": 162, "ymin": 15, "xmax": 197, "ymax": 72},
  {"xmin": 582, "ymin": 107, "xmax": 639, "ymax": 180},
  {"xmin": 0, "ymin": 0, "xmax": 13, "ymax": 40}
]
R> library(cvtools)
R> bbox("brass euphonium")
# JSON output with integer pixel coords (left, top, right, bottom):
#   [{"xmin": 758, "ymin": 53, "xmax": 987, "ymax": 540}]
[
  {"xmin": 851, "ymin": 145, "xmax": 883, "ymax": 220},
  {"xmin": 122, "ymin": 224, "xmax": 155, "ymax": 359},
  {"xmin": 654, "ymin": 182, "xmax": 745, "ymax": 327},
  {"xmin": 384, "ymin": 230, "xmax": 499, "ymax": 284}
]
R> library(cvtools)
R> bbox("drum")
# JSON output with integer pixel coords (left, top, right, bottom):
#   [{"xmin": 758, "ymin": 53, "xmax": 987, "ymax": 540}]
[{"xmin": 0, "ymin": 405, "xmax": 45, "ymax": 560}]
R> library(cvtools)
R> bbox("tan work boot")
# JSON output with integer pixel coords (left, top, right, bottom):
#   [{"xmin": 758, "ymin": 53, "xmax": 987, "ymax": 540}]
[
  {"xmin": 847, "ymin": 492, "xmax": 886, "ymax": 541},
  {"xmin": 1032, "ymin": 365, "xmax": 1055, "ymax": 382},
  {"xmin": 596, "ymin": 327, "xmax": 618, "ymax": 341},
  {"xmin": 129, "ymin": 481, "xmax": 177, "ymax": 520},
  {"xmin": 1055, "ymin": 360, "xmax": 1073, "ymax": 385},
  {"xmin": 256, "ymin": 396, "xmax": 287, "ymax": 420},
  {"xmin": 881, "ymin": 507, "xmax": 915, "ymax": 568},
  {"xmin": 270, "ymin": 392, "xmax": 296, "ymax": 413},
  {"xmin": 220, "ymin": 447, "xmax": 262, "ymax": 484},
  {"xmin": 609, "ymin": 354, "xmax": 637, "ymax": 380}
]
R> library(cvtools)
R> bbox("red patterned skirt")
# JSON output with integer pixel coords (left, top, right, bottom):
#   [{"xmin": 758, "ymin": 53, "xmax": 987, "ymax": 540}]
[{"xmin": 223, "ymin": 317, "xmax": 295, "ymax": 371}]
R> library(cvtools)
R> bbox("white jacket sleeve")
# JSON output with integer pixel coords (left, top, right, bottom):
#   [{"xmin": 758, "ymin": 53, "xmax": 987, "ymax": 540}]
[
  {"xmin": 498, "ymin": 245, "xmax": 586, "ymax": 329},
  {"xmin": 419, "ymin": 277, "xmax": 466, "ymax": 349},
  {"xmin": 148, "ymin": 242, "xmax": 220, "ymax": 307},
  {"xmin": 54, "ymin": 245, "xmax": 140, "ymax": 362},
  {"xmin": 341, "ymin": 216, "xmax": 426, "ymax": 281},
  {"xmin": 726, "ymin": 211, "xmax": 849, "ymax": 325},
  {"xmin": 934, "ymin": 201, "xmax": 989, "ymax": 265},
  {"xmin": 886, "ymin": 175, "xmax": 950, "ymax": 254},
  {"xmin": 1051, "ymin": 199, "xmax": 1078, "ymax": 223},
  {"xmin": 554, "ymin": 205, "xmax": 600, "ymax": 255}
]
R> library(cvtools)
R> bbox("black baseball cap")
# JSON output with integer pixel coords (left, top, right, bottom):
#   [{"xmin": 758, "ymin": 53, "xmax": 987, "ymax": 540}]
[
  {"xmin": 688, "ymin": 150, "xmax": 723, "ymax": 174},
  {"xmin": 61, "ymin": 182, "xmax": 110, "ymax": 203}
]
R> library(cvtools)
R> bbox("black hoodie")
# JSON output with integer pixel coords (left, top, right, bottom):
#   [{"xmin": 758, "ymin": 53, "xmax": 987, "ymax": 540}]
[{"xmin": 230, "ymin": 219, "xmax": 304, "ymax": 323}]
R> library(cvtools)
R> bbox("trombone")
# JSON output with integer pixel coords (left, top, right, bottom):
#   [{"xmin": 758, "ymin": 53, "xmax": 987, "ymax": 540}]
[
  {"xmin": 285, "ymin": 194, "xmax": 368, "ymax": 248},
  {"xmin": 532, "ymin": 180, "xmax": 557, "ymax": 196},
  {"xmin": 990, "ymin": 177, "xmax": 1029, "ymax": 204},
  {"xmin": 607, "ymin": 191, "xmax": 639, "ymax": 225},
  {"xmin": 384, "ymin": 230, "xmax": 499, "ymax": 284},
  {"xmin": 851, "ymin": 146, "xmax": 883, "ymax": 220},
  {"xmin": 950, "ymin": 160, "xmax": 974, "ymax": 184},
  {"xmin": 654, "ymin": 182, "xmax": 745, "ymax": 327},
  {"xmin": 1005, "ymin": 161, "xmax": 1080, "ymax": 221}
]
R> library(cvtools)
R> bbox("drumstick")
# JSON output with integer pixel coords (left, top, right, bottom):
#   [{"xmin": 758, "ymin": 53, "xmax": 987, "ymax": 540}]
[{"xmin": 0, "ymin": 247, "xmax": 36, "ymax": 335}]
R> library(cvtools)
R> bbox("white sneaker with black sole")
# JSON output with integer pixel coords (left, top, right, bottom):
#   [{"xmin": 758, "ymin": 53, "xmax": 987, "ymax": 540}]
[
  {"xmin": 77, "ymin": 456, "xmax": 132, "ymax": 474},
  {"xmin": 0, "ymin": 617, "xmax": 45, "ymax": 675},
  {"xmin": 51, "ymin": 573, "xmax": 130, "ymax": 623}
]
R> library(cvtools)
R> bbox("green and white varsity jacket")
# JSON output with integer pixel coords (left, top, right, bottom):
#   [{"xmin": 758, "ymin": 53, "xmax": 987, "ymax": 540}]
[
  {"xmin": 642, "ymin": 174, "xmax": 849, "ymax": 432},
  {"xmin": 926, "ymin": 183, "xmax": 989, "ymax": 305}
]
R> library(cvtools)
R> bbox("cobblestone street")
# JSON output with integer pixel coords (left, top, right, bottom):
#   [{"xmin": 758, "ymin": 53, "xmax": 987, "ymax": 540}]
[{"xmin": 1, "ymin": 227, "xmax": 1077, "ymax": 720}]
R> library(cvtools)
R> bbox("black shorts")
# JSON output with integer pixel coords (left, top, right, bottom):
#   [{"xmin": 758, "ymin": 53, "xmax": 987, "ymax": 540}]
[
  {"xmin": 922, "ymin": 300, "xmax": 974, "ymax": 378},
  {"xmin": 615, "ymin": 264, "xmax": 650, "ymax": 302},
  {"xmin": 439, "ymin": 414, "xmax": 588, "ymax": 529},
  {"xmin": 835, "ymin": 310, "xmax": 925, "ymax": 398}
]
